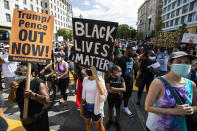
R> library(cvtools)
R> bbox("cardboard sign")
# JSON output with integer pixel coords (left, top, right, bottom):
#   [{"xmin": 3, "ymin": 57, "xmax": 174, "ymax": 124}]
[
  {"xmin": 156, "ymin": 31, "xmax": 176, "ymax": 48},
  {"xmin": 58, "ymin": 36, "xmax": 63, "ymax": 42},
  {"xmin": 182, "ymin": 33, "xmax": 197, "ymax": 44},
  {"xmin": 72, "ymin": 18, "xmax": 118, "ymax": 72},
  {"xmin": 8, "ymin": 9, "xmax": 54, "ymax": 63}
]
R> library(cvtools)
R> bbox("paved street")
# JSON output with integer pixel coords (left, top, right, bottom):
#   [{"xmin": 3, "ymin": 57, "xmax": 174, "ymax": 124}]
[{"xmin": 2, "ymin": 83, "xmax": 148, "ymax": 131}]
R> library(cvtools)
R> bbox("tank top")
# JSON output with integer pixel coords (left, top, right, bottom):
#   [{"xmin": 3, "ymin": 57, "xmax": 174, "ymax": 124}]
[
  {"xmin": 16, "ymin": 78, "xmax": 44, "ymax": 118},
  {"xmin": 146, "ymin": 78, "xmax": 193, "ymax": 131}
]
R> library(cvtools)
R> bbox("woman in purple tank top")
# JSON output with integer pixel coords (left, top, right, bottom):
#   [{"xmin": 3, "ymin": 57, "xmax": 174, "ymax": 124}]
[
  {"xmin": 145, "ymin": 51, "xmax": 197, "ymax": 131},
  {"xmin": 46, "ymin": 52, "xmax": 69, "ymax": 110}
]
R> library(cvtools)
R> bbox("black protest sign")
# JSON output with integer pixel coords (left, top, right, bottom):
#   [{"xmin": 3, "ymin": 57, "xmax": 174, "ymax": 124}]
[
  {"xmin": 8, "ymin": 9, "xmax": 54, "ymax": 63},
  {"xmin": 156, "ymin": 31, "xmax": 177, "ymax": 48},
  {"xmin": 72, "ymin": 18, "xmax": 118, "ymax": 72}
]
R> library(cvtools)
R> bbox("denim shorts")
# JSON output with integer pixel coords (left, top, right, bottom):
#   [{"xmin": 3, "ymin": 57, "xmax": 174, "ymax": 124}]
[{"xmin": 82, "ymin": 103, "xmax": 102, "ymax": 122}]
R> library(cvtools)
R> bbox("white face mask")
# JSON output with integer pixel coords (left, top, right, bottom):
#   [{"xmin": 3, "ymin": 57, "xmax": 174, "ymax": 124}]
[
  {"xmin": 56, "ymin": 57, "xmax": 61, "ymax": 62},
  {"xmin": 15, "ymin": 75, "xmax": 26, "ymax": 83},
  {"xmin": 149, "ymin": 56, "xmax": 156, "ymax": 60},
  {"xmin": 0, "ymin": 52, "xmax": 3, "ymax": 55}
]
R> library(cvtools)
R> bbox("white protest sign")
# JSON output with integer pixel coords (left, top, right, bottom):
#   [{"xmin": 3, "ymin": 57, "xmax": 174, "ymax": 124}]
[
  {"xmin": 58, "ymin": 36, "xmax": 64, "ymax": 42},
  {"xmin": 182, "ymin": 33, "xmax": 197, "ymax": 44}
]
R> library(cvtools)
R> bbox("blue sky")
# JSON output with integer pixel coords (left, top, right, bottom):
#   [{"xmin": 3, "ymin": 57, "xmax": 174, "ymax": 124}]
[{"xmin": 70, "ymin": 0, "xmax": 145, "ymax": 29}]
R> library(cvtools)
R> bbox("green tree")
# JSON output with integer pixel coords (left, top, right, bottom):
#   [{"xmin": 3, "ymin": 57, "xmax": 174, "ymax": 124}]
[
  {"xmin": 178, "ymin": 23, "xmax": 188, "ymax": 40},
  {"xmin": 136, "ymin": 32, "xmax": 143, "ymax": 41},
  {"xmin": 156, "ymin": 19, "xmax": 163, "ymax": 33},
  {"xmin": 79, "ymin": 14, "xmax": 83, "ymax": 18},
  {"xmin": 56, "ymin": 28, "xmax": 73, "ymax": 41},
  {"xmin": 117, "ymin": 24, "xmax": 136, "ymax": 39}
]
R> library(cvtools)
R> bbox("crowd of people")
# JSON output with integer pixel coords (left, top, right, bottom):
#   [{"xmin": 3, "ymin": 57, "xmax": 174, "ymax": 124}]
[{"xmin": 0, "ymin": 39, "xmax": 197, "ymax": 131}]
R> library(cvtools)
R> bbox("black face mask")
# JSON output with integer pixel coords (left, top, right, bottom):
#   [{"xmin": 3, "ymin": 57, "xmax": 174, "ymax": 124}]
[{"xmin": 86, "ymin": 70, "xmax": 93, "ymax": 76}]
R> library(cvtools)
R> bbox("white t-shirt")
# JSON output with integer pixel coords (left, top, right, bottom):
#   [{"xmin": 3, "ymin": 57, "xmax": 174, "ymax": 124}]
[
  {"xmin": 82, "ymin": 76, "xmax": 105, "ymax": 104},
  {"xmin": 2, "ymin": 53, "xmax": 18, "ymax": 77}
]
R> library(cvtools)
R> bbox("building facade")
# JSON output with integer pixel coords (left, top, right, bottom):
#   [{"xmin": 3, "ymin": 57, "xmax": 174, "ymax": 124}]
[
  {"xmin": 162, "ymin": 0, "xmax": 197, "ymax": 33},
  {"xmin": 0, "ymin": 0, "xmax": 73, "ymax": 41},
  {"xmin": 137, "ymin": 0, "xmax": 163, "ymax": 39}
]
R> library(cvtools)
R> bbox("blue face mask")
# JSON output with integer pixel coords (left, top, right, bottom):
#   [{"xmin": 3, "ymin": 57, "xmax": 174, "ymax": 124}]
[{"xmin": 171, "ymin": 64, "xmax": 191, "ymax": 77}]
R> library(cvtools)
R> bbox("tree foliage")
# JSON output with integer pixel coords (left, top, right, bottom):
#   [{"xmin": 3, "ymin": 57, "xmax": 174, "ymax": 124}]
[
  {"xmin": 136, "ymin": 32, "xmax": 143, "ymax": 41},
  {"xmin": 117, "ymin": 24, "xmax": 136, "ymax": 39},
  {"xmin": 178, "ymin": 23, "xmax": 188, "ymax": 40},
  {"xmin": 156, "ymin": 19, "xmax": 163, "ymax": 33},
  {"xmin": 56, "ymin": 28, "xmax": 73, "ymax": 41}
]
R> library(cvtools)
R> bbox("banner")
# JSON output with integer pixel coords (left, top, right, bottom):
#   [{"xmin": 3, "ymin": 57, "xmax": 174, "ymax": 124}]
[
  {"xmin": 156, "ymin": 31, "xmax": 176, "ymax": 48},
  {"xmin": 58, "ymin": 36, "xmax": 64, "ymax": 42},
  {"xmin": 8, "ymin": 9, "xmax": 54, "ymax": 63},
  {"xmin": 72, "ymin": 18, "xmax": 118, "ymax": 72},
  {"xmin": 182, "ymin": 33, "xmax": 197, "ymax": 44}
]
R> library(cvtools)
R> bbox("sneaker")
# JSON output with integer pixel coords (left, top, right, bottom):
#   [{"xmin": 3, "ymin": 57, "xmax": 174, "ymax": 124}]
[
  {"xmin": 113, "ymin": 107, "xmax": 116, "ymax": 117},
  {"xmin": 123, "ymin": 107, "xmax": 133, "ymax": 117},
  {"xmin": 114, "ymin": 121, "xmax": 121, "ymax": 131},
  {"xmin": 105, "ymin": 120, "xmax": 113, "ymax": 129},
  {"xmin": 136, "ymin": 101, "xmax": 141, "ymax": 105}
]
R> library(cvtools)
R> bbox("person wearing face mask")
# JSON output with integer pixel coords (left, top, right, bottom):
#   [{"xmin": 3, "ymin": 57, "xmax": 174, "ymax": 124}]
[
  {"xmin": 105, "ymin": 65, "xmax": 126, "ymax": 131},
  {"xmin": 117, "ymin": 44, "xmax": 135, "ymax": 117},
  {"xmin": 80, "ymin": 66, "xmax": 107, "ymax": 131},
  {"xmin": 136, "ymin": 50, "xmax": 158, "ymax": 105},
  {"xmin": 45, "ymin": 52, "xmax": 69, "ymax": 110},
  {"xmin": 145, "ymin": 51, "xmax": 197, "ymax": 131},
  {"xmin": 8, "ymin": 64, "xmax": 50, "ymax": 131}
]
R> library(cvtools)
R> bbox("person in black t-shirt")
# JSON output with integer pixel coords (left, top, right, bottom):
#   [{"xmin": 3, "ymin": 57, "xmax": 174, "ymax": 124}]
[
  {"xmin": 105, "ymin": 65, "xmax": 126, "ymax": 131},
  {"xmin": 117, "ymin": 44, "xmax": 135, "ymax": 117},
  {"xmin": 8, "ymin": 65, "xmax": 50, "ymax": 131}
]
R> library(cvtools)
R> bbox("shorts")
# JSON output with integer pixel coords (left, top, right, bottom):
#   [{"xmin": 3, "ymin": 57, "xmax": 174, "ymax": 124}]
[
  {"xmin": 123, "ymin": 76, "xmax": 133, "ymax": 99},
  {"xmin": 108, "ymin": 95, "xmax": 122, "ymax": 108},
  {"xmin": 82, "ymin": 103, "xmax": 102, "ymax": 122}
]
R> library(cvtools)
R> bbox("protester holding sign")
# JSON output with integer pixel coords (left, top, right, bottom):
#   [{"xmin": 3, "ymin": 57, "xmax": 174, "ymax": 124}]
[
  {"xmin": 80, "ymin": 66, "xmax": 107, "ymax": 131},
  {"xmin": 8, "ymin": 64, "xmax": 50, "ymax": 131}
]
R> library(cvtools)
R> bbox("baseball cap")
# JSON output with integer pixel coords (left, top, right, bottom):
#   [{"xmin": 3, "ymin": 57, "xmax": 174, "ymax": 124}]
[
  {"xmin": 170, "ymin": 51, "xmax": 195, "ymax": 60},
  {"xmin": 55, "ymin": 52, "xmax": 65, "ymax": 57}
]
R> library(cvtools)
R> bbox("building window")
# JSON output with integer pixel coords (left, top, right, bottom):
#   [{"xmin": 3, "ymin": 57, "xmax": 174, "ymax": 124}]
[
  {"xmin": 37, "ymin": 7, "xmax": 39, "ymax": 12},
  {"xmin": 55, "ymin": 20, "xmax": 57, "ymax": 24},
  {"xmin": 6, "ymin": 13, "xmax": 11, "ymax": 22},
  {"xmin": 41, "ymin": 2, "xmax": 43, "ymax": 6},
  {"xmin": 51, "ymin": 11, "xmax": 53, "ymax": 15},
  {"xmin": 54, "ymin": 6, "xmax": 56, "ymax": 11},
  {"xmin": 54, "ymin": 0, "xmax": 56, "ymax": 3},
  {"xmin": 170, "ymin": 20, "xmax": 173, "ymax": 26},
  {"xmin": 167, "ymin": 13, "xmax": 170, "ymax": 19},
  {"xmin": 177, "ymin": 0, "xmax": 182, "ymax": 7},
  {"xmin": 167, "ymin": 4, "xmax": 171, "ymax": 11},
  {"xmin": 194, "ymin": 1, "xmax": 197, "ymax": 9},
  {"xmin": 30, "ymin": 4, "xmax": 33, "ymax": 11},
  {"xmin": 45, "ymin": 3, "xmax": 47, "ymax": 8},
  {"xmin": 51, "ymin": 3, "xmax": 53, "ymax": 9},
  {"xmin": 61, "ymin": 16, "xmax": 62, "ymax": 20},
  {"xmin": 188, "ymin": 12, "xmax": 196, "ymax": 22},
  {"xmin": 182, "ymin": 4, "xmax": 189, "ymax": 14},
  {"xmin": 60, "ymin": 3, "xmax": 62, "ymax": 7},
  {"xmin": 58, "ymin": 8, "xmax": 59, "ymax": 12},
  {"xmin": 15, "ymin": 4, "xmax": 19, "ymax": 9},
  {"xmin": 58, "ymin": 14, "xmax": 60, "ymax": 19},
  {"xmin": 181, "ymin": 15, "xmax": 187, "ymax": 24},
  {"xmin": 172, "ymin": 2, "xmax": 176, "ymax": 9},
  {"xmin": 58, "ymin": 21, "xmax": 60, "ymax": 25},
  {"xmin": 23, "ymin": 0, "xmax": 27, "ymax": 4},
  {"xmin": 55, "ymin": 13, "xmax": 56, "ymax": 17},
  {"xmin": 183, "ymin": 0, "xmax": 189, "ymax": 4},
  {"xmin": 45, "ymin": 10, "xmax": 48, "ymax": 14},
  {"xmin": 4, "ymin": 0, "xmax": 9, "ymax": 10},
  {"xmin": 61, "ymin": 22, "xmax": 63, "ymax": 26},
  {"xmin": 41, "ymin": 9, "xmax": 43, "ymax": 13},
  {"xmin": 30, "ymin": 0, "xmax": 33, "ymax": 2},
  {"xmin": 24, "ymin": 7, "xmax": 27, "ymax": 10},
  {"xmin": 189, "ymin": 2, "xmax": 194, "ymax": 11},
  {"xmin": 171, "ymin": 11, "xmax": 175, "ymax": 18},
  {"xmin": 36, "ymin": 0, "xmax": 38, "ymax": 5},
  {"xmin": 57, "ymin": 1, "xmax": 59, "ymax": 6}
]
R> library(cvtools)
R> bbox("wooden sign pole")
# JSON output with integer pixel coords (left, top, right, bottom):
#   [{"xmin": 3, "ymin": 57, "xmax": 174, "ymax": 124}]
[{"xmin": 23, "ymin": 63, "xmax": 32, "ymax": 119}]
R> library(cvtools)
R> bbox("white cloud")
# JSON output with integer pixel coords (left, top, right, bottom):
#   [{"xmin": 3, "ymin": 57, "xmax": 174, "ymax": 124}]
[
  {"xmin": 73, "ymin": 0, "xmax": 145, "ymax": 29},
  {"xmin": 83, "ymin": 0, "xmax": 90, "ymax": 6}
]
